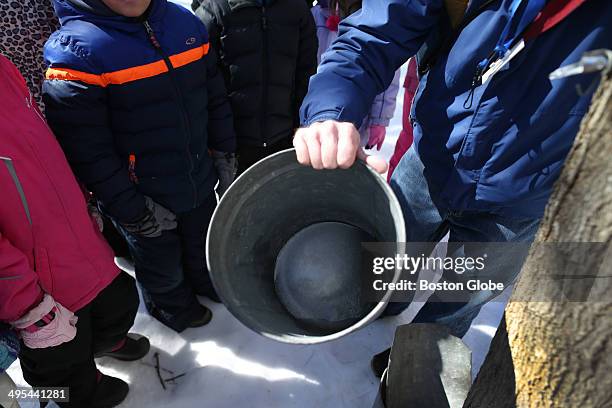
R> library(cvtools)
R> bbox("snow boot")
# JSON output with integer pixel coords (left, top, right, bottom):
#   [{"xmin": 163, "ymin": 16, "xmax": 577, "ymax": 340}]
[
  {"xmin": 146, "ymin": 300, "xmax": 212, "ymax": 332},
  {"xmin": 187, "ymin": 304, "xmax": 213, "ymax": 328},
  {"xmin": 371, "ymin": 348, "xmax": 391, "ymax": 378},
  {"xmin": 95, "ymin": 333, "xmax": 150, "ymax": 361},
  {"xmin": 91, "ymin": 372, "xmax": 129, "ymax": 408}
]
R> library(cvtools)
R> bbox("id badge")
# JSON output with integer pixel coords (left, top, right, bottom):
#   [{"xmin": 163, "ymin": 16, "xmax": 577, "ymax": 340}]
[{"xmin": 481, "ymin": 39, "xmax": 526, "ymax": 84}]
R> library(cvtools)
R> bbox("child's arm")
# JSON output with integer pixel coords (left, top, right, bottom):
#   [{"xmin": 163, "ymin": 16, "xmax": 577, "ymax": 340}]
[
  {"xmin": 368, "ymin": 68, "xmax": 402, "ymax": 128},
  {"xmin": 42, "ymin": 79, "xmax": 147, "ymax": 224},
  {"xmin": 194, "ymin": 15, "xmax": 236, "ymax": 153},
  {"xmin": 0, "ymin": 234, "xmax": 77, "ymax": 350},
  {"xmin": 0, "ymin": 232, "xmax": 43, "ymax": 323},
  {"xmin": 363, "ymin": 68, "xmax": 401, "ymax": 150},
  {"xmin": 205, "ymin": 47, "xmax": 236, "ymax": 153}
]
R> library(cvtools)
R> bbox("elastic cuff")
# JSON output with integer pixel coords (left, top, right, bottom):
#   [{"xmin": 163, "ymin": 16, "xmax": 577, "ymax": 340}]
[
  {"xmin": 301, "ymin": 115, "xmax": 337, "ymax": 127},
  {"xmin": 11, "ymin": 294, "xmax": 54, "ymax": 329},
  {"xmin": 301, "ymin": 107, "xmax": 344, "ymax": 126}
]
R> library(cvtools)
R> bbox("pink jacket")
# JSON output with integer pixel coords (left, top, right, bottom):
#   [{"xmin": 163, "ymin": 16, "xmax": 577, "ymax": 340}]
[
  {"xmin": 0, "ymin": 55, "xmax": 119, "ymax": 322},
  {"xmin": 388, "ymin": 58, "xmax": 418, "ymax": 181}
]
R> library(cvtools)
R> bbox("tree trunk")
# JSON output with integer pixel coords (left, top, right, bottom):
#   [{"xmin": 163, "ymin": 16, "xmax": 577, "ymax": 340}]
[{"xmin": 465, "ymin": 71, "xmax": 612, "ymax": 408}]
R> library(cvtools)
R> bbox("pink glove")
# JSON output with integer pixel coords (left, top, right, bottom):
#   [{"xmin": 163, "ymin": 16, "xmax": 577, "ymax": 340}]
[
  {"xmin": 366, "ymin": 125, "xmax": 386, "ymax": 151},
  {"xmin": 326, "ymin": 14, "xmax": 340, "ymax": 32},
  {"xmin": 11, "ymin": 294, "xmax": 78, "ymax": 349}
]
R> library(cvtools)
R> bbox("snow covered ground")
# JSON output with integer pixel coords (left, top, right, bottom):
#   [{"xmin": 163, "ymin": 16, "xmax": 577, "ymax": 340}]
[
  {"xmin": 8, "ymin": 284, "xmax": 508, "ymax": 408},
  {"xmin": 5, "ymin": 2, "xmax": 509, "ymax": 406}
]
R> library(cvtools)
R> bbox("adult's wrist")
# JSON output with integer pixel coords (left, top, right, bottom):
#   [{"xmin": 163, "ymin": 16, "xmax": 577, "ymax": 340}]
[{"xmin": 302, "ymin": 114, "xmax": 342, "ymax": 127}]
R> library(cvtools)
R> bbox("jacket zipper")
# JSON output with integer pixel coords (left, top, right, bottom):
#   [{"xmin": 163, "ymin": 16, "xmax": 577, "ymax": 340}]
[
  {"xmin": 261, "ymin": 3, "xmax": 269, "ymax": 147},
  {"xmin": 144, "ymin": 21, "xmax": 198, "ymax": 208}
]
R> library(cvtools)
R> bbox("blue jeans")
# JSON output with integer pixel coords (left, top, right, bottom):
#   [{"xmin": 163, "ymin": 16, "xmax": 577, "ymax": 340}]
[
  {"xmin": 117, "ymin": 193, "xmax": 217, "ymax": 332},
  {"xmin": 385, "ymin": 148, "xmax": 541, "ymax": 337}
]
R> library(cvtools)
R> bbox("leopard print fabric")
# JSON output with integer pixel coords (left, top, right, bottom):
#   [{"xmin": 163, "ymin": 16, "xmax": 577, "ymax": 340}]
[{"xmin": 0, "ymin": 0, "xmax": 59, "ymax": 111}]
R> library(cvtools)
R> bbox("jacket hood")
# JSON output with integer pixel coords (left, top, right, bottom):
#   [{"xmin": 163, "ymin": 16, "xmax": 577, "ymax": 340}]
[{"xmin": 53, "ymin": 0, "xmax": 167, "ymax": 30}]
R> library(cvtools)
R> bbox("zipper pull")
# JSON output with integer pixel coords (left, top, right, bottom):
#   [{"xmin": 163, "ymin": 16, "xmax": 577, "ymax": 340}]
[
  {"xmin": 144, "ymin": 21, "xmax": 161, "ymax": 49},
  {"xmin": 463, "ymin": 57, "xmax": 489, "ymax": 110},
  {"xmin": 129, "ymin": 154, "xmax": 139, "ymax": 184},
  {"xmin": 463, "ymin": 48, "xmax": 499, "ymax": 110},
  {"xmin": 463, "ymin": 70, "xmax": 480, "ymax": 110}
]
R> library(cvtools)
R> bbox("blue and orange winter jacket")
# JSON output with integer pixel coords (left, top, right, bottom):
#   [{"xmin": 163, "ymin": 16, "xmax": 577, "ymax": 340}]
[
  {"xmin": 43, "ymin": 0, "xmax": 236, "ymax": 223},
  {"xmin": 301, "ymin": 0, "xmax": 611, "ymax": 218}
]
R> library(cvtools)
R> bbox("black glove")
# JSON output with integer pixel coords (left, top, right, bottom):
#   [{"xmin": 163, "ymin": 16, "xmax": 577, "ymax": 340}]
[
  {"xmin": 212, "ymin": 150, "xmax": 238, "ymax": 198},
  {"xmin": 121, "ymin": 197, "xmax": 177, "ymax": 238}
]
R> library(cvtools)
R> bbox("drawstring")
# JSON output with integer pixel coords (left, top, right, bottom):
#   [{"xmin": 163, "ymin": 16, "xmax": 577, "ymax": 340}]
[{"xmin": 463, "ymin": 69, "xmax": 481, "ymax": 110}]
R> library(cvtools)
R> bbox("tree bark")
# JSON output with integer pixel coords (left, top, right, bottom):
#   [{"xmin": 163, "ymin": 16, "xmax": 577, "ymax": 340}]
[{"xmin": 465, "ymin": 71, "xmax": 612, "ymax": 408}]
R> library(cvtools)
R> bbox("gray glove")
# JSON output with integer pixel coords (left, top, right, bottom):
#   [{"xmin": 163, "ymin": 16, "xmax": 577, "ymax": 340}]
[
  {"xmin": 121, "ymin": 197, "xmax": 177, "ymax": 238},
  {"xmin": 212, "ymin": 150, "xmax": 238, "ymax": 198},
  {"xmin": 87, "ymin": 200, "xmax": 104, "ymax": 232}
]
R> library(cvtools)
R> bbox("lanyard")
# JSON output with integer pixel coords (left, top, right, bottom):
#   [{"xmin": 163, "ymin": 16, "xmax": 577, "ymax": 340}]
[
  {"xmin": 477, "ymin": 0, "xmax": 547, "ymax": 77},
  {"xmin": 523, "ymin": 0, "xmax": 589, "ymax": 41},
  {"xmin": 464, "ymin": 0, "xmax": 590, "ymax": 108}
]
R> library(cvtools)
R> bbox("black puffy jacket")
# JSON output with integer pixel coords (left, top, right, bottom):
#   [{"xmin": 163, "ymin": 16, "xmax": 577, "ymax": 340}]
[
  {"xmin": 194, "ymin": 0, "xmax": 317, "ymax": 147},
  {"xmin": 43, "ymin": 0, "xmax": 236, "ymax": 223}
]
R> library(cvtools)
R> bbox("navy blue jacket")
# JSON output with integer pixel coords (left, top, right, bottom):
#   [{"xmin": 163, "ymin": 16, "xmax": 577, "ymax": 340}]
[
  {"xmin": 300, "ymin": 0, "xmax": 611, "ymax": 218},
  {"xmin": 194, "ymin": 0, "xmax": 318, "ymax": 147},
  {"xmin": 43, "ymin": 0, "xmax": 236, "ymax": 223}
]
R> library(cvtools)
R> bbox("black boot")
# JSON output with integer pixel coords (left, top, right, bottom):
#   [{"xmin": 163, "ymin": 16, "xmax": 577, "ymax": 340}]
[
  {"xmin": 147, "ymin": 300, "xmax": 212, "ymax": 332},
  {"xmin": 187, "ymin": 304, "xmax": 213, "ymax": 328},
  {"xmin": 95, "ymin": 333, "xmax": 150, "ymax": 361},
  {"xmin": 91, "ymin": 372, "xmax": 129, "ymax": 408},
  {"xmin": 371, "ymin": 348, "xmax": 391, "ymax": 378}
]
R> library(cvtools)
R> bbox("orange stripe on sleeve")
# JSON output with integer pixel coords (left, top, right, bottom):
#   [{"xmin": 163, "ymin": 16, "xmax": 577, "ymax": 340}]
[
  {"xmin": 45, "ymin": 68, "xmax": 107, "ymax": 87},
  {"xmin": 46, "ymin": 44, "xmax": 210, "ymax": 87}
]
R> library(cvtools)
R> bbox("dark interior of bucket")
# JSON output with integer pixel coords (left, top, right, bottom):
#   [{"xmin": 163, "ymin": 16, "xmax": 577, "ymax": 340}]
[{"xmin": 208, "ymin": 152, "xmax": 400, "ymax": 341}]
